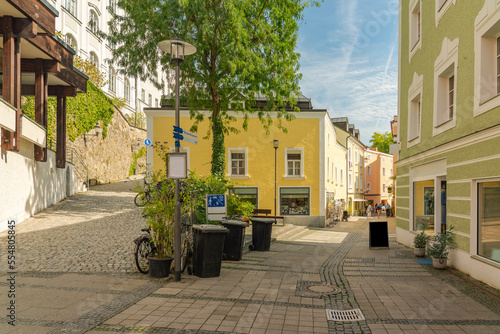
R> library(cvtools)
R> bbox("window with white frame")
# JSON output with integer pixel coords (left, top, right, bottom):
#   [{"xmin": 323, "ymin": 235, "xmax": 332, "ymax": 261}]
[
  {"xmin": 409, "ymin": 94, "xmax": 421, "ymax": 141},
  {"xmin": 89, "ymin": 10, "xmax": 99, "ymax": 34},
  {"xmin": 285, "ymin": 148, "xmax": 303, "ymax": 177},
  {"xmin": 335, "ymin": 167, "xmax": 338, "ymax": 183},
  {"xmin": 355, "ymin": 149, "xmax": 358, "ymax": 164},
  {"xmin": 89, "ymin": 52, "xmax": 99, "ymax": 68},
  {"xmin": 327, "ymin": 157, "xmax": 330, "ymax": 180},
  {"xmin": 383, "ymin": 183, "xmax": 386, "ymax": 192},
  {"xmin": 141, "ymin": 89, "xmax": 145, "ymax": 101},
  {"xmin": 331, "ymin": 162, "xmax": 334, "ymax": 181},
  {"xmin": 367, "ymin": 183, "xmax": 371, "ymax": 192},
  {"xmin": 410, "ymin": 0, "xmax": 422, "ymax": 59},
  {"xmin": 367, "ymin": 166, "xmax": 371, "ymax": 176},
  {"xmin": 390, "ymin": 168, "xmax": 393, "ymax": 176},
  {"xmin": 434, "ymin": 37, "xmax": 458, "ymax": 135},
  {"xmin": 474, "ymin": 3, "xmax": 500, "ymax": 116},
  {"xmin": 109, "ymin": 0, "xmax": 117, "ymax": 11},
  {"xmin": 109, "ymin": 66, "xmax": 116, "ymax": 93},
  {"xmin": 340, "ymin": 169, "xmax": 343, "ymax": 186},
  {"xmin": 477, "ymin": 180, "xmax": 500, "ymax": 263},
  {"xmin": 155, "ymin": 98, "xmax": 158, "ymax": 107},
  {"xmin": 382, "ymin": 167, "xmax": 386, "ymax": 177},
  {"xmin": 382, "ymin": 157, "xmax": 385, "ymax": 162},
  {"xmin": 148, "ymin": 93, "xmax": 152, "ymax": 106},
  {"xmin": 124, "ymin": 79, "xmax": 130, "ymax": 101},
  {"xmin": 348, "ymin": 147, "xmax": 351, "ymax": 162},
  {"xmin": 228, "ymin": 148, "xmax": 248, "ymax": 177},
  {"xmin": 65, "ymin": 34, "xmax": 77, "ymax": 53},
  {"xmin": 349, "ymin": 173, "xmax": 352, "ymax": 189},
  {"xmin": 65, "ymin": 0, "xmax": 77, "ymax": 16}
]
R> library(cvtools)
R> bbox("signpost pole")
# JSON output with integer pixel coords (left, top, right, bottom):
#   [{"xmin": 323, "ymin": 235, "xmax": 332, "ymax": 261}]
[{"xmin": 174, "ymin": 58, "xmax": 181, "ymax": 282}]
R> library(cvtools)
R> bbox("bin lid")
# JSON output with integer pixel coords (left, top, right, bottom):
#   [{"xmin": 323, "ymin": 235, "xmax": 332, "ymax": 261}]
[
  {"xmin": 192, "ymin": 224, "xmax": 229, "ymax": 233},
  {"xmin": 250, "ymin": 218, "xmax": 275, "ymax": 224},
  {"xmin": 221, "ymin": 220, "xmax": 249, "ymax": 227}
]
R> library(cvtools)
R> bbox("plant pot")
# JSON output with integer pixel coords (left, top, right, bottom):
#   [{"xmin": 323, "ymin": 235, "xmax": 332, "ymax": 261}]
[
  {"xmin": 432, "ymin": 258, "xmax": 447, "ymax": 269},
  {"xmin": 414, "ymin": 247, "xmax": 426, "ymax": 257},
  {"xmin": 149, "ymin": 257, "xmax": 173, "ymax": 278}
]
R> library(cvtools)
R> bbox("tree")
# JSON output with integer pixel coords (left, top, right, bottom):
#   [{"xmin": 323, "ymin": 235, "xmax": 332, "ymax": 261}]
[
  {"xmin": 369, "ymin": 131, "xmax": 393, "ymax": 154},
  {"xmin": 106, "ymin": 0, "xmax": 320, "ymax": 176},
  {"xmin": 126, "ymin": 112, "xmax": 146, "ymax": 129}
]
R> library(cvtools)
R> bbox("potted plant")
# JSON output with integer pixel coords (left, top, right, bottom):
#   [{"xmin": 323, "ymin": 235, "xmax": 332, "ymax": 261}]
[
  {"xmin": 141, "ymin": 174, "xmax": 176, "ymax": 278},
  {"xmin": 427, "ymin": 225, "xmax": 454, "ymax": 269},
  {"xmin": 413, "ymin": 224, "xmax": 430, "ymax": 257}
]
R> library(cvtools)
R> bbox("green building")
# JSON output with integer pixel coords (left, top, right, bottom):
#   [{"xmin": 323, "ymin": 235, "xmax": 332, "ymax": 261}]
[{"xmin": 397, "ymin": 0, "xmax": 500, "ymax": 289}]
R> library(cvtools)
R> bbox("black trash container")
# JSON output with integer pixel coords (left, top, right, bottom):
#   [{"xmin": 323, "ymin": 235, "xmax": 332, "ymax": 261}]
[
  {"xmin": 192, "ymin": 224, "xmax": 229, "ymax": 278},
  {"xmin": 221, "ymin": 220, "xmax": 249, "ymax": 261},
  {"xmin": 250, "ymin": 218, "xmax": 274, "ymax": 251}
]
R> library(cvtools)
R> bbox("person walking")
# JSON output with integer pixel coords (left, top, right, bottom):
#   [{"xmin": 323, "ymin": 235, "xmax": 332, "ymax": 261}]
[
  {"xmin": 366, "ymin": 204, "xmax": 372, "ymax": 219},
  {"xmin": 385, "ymin": 203, "xmax": 391, "ymax": 217},
  {"xmin": 376, "ymin": 203, "xmax": 382, "ymax": 218}
]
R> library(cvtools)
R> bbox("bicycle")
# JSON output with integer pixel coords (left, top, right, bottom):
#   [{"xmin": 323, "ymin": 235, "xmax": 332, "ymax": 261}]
[
  {"xmin": 133, "ymin": 227, "xmax": 156, "ymax": 274},
  {"xmin": 134, "ymin": 179, "xmax": 153, "ymax": 207},
  {"xmin": 180, "ymin": 214, "xmax": 194, "ymax": 275}
]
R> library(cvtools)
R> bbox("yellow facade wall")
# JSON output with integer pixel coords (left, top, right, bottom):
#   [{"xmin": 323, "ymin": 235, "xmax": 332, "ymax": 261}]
[{"xmin": 150, "ymin": 111, "xmax": 321, "ymax": 217}]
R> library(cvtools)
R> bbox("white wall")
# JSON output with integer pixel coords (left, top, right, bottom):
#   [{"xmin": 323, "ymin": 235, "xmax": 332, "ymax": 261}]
[{"xmin": 0, "ymin": 138, "xmax": 84, "ymax": 231}]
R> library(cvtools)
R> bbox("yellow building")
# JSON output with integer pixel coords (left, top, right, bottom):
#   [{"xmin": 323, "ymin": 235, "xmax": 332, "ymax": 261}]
[{"xmin": 145, "ymin": 99, "xmax": 348, "ymax": 227}]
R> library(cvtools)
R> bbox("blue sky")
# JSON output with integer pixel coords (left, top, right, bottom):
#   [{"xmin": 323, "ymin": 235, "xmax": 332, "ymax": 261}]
[{"xmin": 297, "ymin": 0, "xmax": 399, "ymax": 144}]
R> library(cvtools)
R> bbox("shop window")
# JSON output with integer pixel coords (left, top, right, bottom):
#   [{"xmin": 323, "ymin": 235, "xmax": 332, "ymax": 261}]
[
  {"xmin": 280, "ymin": 187, "xmax": 310, "ymax": 215},
  {"xmin": 477, "ymin": 181, "xmax": 500, "ymax": 263},
  {"xmin": 413, "ymin": 180, "xmax": 435, "ymax": 233},
  {"xmin": 230, "ymin": 187, "xmax": 258, "ymax": 208}
]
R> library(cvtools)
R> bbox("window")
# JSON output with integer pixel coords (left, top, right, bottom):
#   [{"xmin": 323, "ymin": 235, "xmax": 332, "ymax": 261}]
[
  {"xmin": 477, "ymin": 181, "xmax": 500, "ymax": 263},
  {"xmin": 355, "ymin": 149, "xmax": 358, "ymax": 164},
  {"xmin": 109, "ymin": 66, "xmax": 116, "ymax": 93},
  {"xmin": 382, "ymin": 157, "xmax": 386, "ymax": 162},
  {"xmin": 148, "ymin": 94, "xmax": 152, "ymax": 106},
  {"xmin": 328, "ymin": 133, "xmax": 330, "ymax": 147},
  {"xmin": 285, "ymin": 148, "xmax": 303, "ymax": 177},
  {"xmin": 433, "ymin": 37, "xmax": 458, "ymax": 135},
  {"xmin": 367, "ymin": 183, "xmax": 371, "ymax": 192},
  {"xmin": 109, "ymin": 0, "xmax": 117, "ymax": 11},
  {"xmin": 155, "ymin": 98, "xmax": 158, "ymax": 107},
  {"xmin": 280, "ymin": 187, "xmax": 310, "ymax": 215},
  {"xmin": 409, "ymin": 96, "xmax": 421, "ymax": 141},
  {"xmin": 348, "ymin": 147, "xmax": 351, "ymax": 162},
  {"xmin": 65, "ymin": 34, "xmax": 77, "ymax": 53},
  {"xmin": 410, "ymin": 0, "xmax": 422, "ymax": 59},
  {"xmin": 348, "ymin": 174, "xmax": 352, "ymax": 189},
  {"xmin": 390, "ymin": 168, "xmax": 393, "ymax": 176},
  {"xmin": 367, "ymin": 154, "xmax": 371, "ymax": 160},
  {"xmin": 124, "ymin": 78, "xmax": 130, "ymax": 101},
  {"xmin": 89, "ymin": 52, "xmax": 99, "ymax": 68},
  {"xmin": 335, "ymin": 167, "xmax": 338, "ymax": 183},
  {"xmin": 408, "ymin": 71, "xmax": 423, "ymax": 146},
  {"xmin": 413, "ymin": 180, "xmax": 435, "ymax": 233},
  {"xmin": 65, "ymin": 0, "xmax": 77, "ymax": 16},
  {"xmin": 382, "ymin": 167, "xmax": 386, "ymax": 177},
  {"xmin": 435, "ymin": 0, "xmax": 455, "ymax": 26},
  {"xmin": 327, "ymin": 157, "xmax": 330, "ymax": 180},
  {"xmin": 474, "ymin": 2, "xmax": 500, "ymax": 116},
  {"xmin": 340, "ymin": 169, "xmax": 344, "ymax": 186},
  {"xmin": 230, "ymin": 187, "xmax": 258, "ymax": 208},
  {"xmin": 228, "ymin": 148, "xmax": 247, "ymax": 176},
  {"xmin": 383, "ymin": 183, "xmax": 386, "ymax": 192},
  {"xmin": 89, "ymin": 10, "xmax": 99, "ymax": 34},
  {"xmin": 367, "ymin": 166, "xmax": 371, "ymax": 176},
  {"xmin": 141, "ymin": 89, "xmax": 145, "ymax": 101}
]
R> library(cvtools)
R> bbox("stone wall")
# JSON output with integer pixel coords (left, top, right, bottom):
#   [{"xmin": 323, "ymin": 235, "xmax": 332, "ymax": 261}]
[{"xmin": 68, "ymin": 108, "xmax": 147, "ymax": 184}]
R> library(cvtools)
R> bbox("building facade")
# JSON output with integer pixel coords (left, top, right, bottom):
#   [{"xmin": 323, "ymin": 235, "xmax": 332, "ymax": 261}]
[
  {"xmin": 397, "ymin": 0, "xmax": 500, "ymax": 289},
  {"xmin": 49, "ymin": 0, "xmax": 165, "ymax": 118},
  {"xmin": 145, "ymin": 98, "xmax": 350, "ymax": 227},
  {"xmin": 365, "ymin": 148, "xmax": 394, "ymax": 208}
]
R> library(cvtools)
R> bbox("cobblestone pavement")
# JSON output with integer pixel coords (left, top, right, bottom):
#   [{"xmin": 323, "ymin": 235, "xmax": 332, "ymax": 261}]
[
  {"xmin": 1, "ymin": 183, "xmax": 500, "ymax": 333},
  {"xmin": 0, "ymin": 177, "xmax": 146, "ymax": 273}
]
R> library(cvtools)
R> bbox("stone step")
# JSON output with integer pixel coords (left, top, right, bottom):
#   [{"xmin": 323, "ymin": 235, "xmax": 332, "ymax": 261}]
[{"xmin": 275, "ymin": 225, "xmax": 308, "ymax": 241}]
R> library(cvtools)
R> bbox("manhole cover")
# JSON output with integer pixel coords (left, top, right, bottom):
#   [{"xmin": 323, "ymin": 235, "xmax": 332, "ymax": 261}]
[
  {"xmin": 326, "ymin": 309, "xmax": 365, "ymax": 322},
  {"xmin": 299, "ymin": 284, "xmax": 341, "ymax": 296}
]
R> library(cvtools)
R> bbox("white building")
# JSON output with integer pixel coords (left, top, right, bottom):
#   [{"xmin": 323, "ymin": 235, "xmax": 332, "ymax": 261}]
[{"xmin": 50, "ymin": 0, "xmax": 165, "ymax": 118}]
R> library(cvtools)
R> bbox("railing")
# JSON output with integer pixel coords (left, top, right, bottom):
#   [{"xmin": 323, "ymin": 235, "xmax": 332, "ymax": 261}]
[{"xmin": 66, "ymin": 146, "xmax": 89, "ymax": 188}]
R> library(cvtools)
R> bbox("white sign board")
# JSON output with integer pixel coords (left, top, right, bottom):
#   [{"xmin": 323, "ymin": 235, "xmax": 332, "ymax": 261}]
[
  {"xmin": 206, "ymin": 194, "xmax": 227, "ymax": 221},
  {"xmin": 167, "ymin": 153, "xmax": 187, "ymax": 179}
]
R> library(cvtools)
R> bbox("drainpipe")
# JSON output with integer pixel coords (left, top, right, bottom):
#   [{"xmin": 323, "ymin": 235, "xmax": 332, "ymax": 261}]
[{"xmin": 346, "ymin": 134, "xmax": 351, "ymax": 212}]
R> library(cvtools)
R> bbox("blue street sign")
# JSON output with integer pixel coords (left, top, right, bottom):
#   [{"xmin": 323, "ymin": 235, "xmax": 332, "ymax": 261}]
[
  {"xmin": 172, "ymin": 125, "xmax": 198, "ymax": 139},
  {"xmin": 144, "ymin": 139, "xmax": 151, "ymax": 146},
  {"xmin": 207, "ymin": 195, "xmax": 225, "ymax": 208}
]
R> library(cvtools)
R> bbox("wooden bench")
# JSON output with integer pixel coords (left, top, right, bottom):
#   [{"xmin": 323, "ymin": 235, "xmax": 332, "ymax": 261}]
[{"xmin": 251, "ymin": 209, "xmax": 285, "ymax": 224}]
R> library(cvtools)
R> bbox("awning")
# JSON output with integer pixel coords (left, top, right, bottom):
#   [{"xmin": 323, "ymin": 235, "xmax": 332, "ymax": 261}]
[{"xmin": 352, "ymin": 199, "xmax": 367, "ymax": 202}]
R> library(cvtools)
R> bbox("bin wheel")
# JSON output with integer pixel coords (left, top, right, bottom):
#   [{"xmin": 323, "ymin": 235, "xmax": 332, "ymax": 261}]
[
  {"xmin": 187, "ymin": 265, "xmax": 193, "ymax": 275},
  {"xmin": 249, "ymin": 244, "xmax": 254, "ymax": 251}
]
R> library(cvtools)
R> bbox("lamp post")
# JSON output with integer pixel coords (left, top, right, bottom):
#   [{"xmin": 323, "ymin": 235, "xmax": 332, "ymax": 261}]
[
  {"xmin": 158, "ymin": 37, "xmax": 196, "ymax": 282},
  {"xmin": 83, "ymin": 122, "xmax": 101, "ymax": 146},
  {"xmin": 273, "ymin": 140, "xmax": 279, "ymax": 219}
]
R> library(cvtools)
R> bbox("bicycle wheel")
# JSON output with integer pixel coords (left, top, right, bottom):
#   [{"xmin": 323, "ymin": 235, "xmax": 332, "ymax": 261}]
[
  {"xmin": 134, "ymin": 192, "xmax": 150, "ymax": 207},
  {"xmin": 180, "ymin": 240, "xmax": 192, "ymax": 273},
  {"xmin": 135, "ymin": 239, "xmax": 151, "ymax": 274}
]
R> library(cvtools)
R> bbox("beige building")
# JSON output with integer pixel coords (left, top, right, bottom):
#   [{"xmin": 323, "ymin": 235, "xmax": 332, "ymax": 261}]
[{"xmin": 365, "ymin": 148, "xmax": 394, "ymax": 209}]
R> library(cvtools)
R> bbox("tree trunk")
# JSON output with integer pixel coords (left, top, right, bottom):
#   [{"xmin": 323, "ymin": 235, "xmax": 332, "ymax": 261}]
[{"xmin": 211, "ymin": 115, "xmax": 225, "ymax": 176}]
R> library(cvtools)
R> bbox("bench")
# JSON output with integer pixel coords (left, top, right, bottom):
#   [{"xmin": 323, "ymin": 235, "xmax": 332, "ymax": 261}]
[{"xmin": 252, "ymin": 209, "xmax": 285, "ymax": 225}]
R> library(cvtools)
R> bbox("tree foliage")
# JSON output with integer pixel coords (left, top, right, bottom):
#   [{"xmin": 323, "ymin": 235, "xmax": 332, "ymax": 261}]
[
  {"xmin": 126, "ymin": 111, "xmax": 146, "ymax": 129},
  {"xmin": 369, "ymin": 131, "xmax": 393, "ymax": 154},
  {"xmin": 106, "ymin": 0, "xmax": 321, "ymax": 176}
]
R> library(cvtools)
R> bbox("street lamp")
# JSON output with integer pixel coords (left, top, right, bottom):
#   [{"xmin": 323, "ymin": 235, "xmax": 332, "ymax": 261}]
[
  {"xmin": 273, "ymin": 140, "xmax": 279, "ymax": 219},
  {"xmin": 83, "ymin": 122, "xmax": 100, "ymax": 146},
  {"xmin": 158, "ymin": 37, "xmax": 196, "ymax": 282}
]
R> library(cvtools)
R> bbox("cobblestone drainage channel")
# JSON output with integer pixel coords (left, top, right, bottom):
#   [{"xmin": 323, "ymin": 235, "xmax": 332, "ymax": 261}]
[{"xmin": 326, "ymin": 309, "xmax": 365, "ymax": 322}]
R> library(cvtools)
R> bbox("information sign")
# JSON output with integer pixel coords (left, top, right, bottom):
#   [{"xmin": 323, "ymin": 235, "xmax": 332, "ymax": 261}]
[{"xmin": 206, "ymin": 194, "xmax": 227, "ymax": 221}]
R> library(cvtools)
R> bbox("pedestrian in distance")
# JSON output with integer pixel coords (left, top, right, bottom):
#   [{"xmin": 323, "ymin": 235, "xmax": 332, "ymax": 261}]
[
  {"xmin": 385, "ymin": 203, "xmax": 391, "ymax": 217},
  {"xmin": 366, "ymin": 204, "xmax": 372, "ymax": 219},
  {"xmin": 376, "ymin": 203, "xmax": 382, "ymax": 218}
]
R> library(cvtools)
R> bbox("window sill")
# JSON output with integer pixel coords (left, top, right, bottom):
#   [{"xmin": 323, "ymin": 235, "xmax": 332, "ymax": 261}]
[
  {"xmin": 408, "ymin": 135, "xmax": 420, "ymax": 142},
  {"xmin": 435, "ymin": 118, "xmax": 453, "ymax": 128},
  {"xmin": 471, "ymin": 255, "xmax": 500, "ymax": 269},
  {"xmin": 228, "ymin": 175, "xmax": 249, "ymax": 179},
  {"xmin": 479, "ymin": 93, "xmax": 500, "ymax": 107},
  {"xmin": 283, "ymin": 176, "xmax": 305, "ymax": 180}
]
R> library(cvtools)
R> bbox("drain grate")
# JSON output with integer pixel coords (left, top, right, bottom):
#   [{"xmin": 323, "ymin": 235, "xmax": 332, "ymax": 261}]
[{"xmin": 326, "ymin": 309, "xmax": 365, "ymax": 322}]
